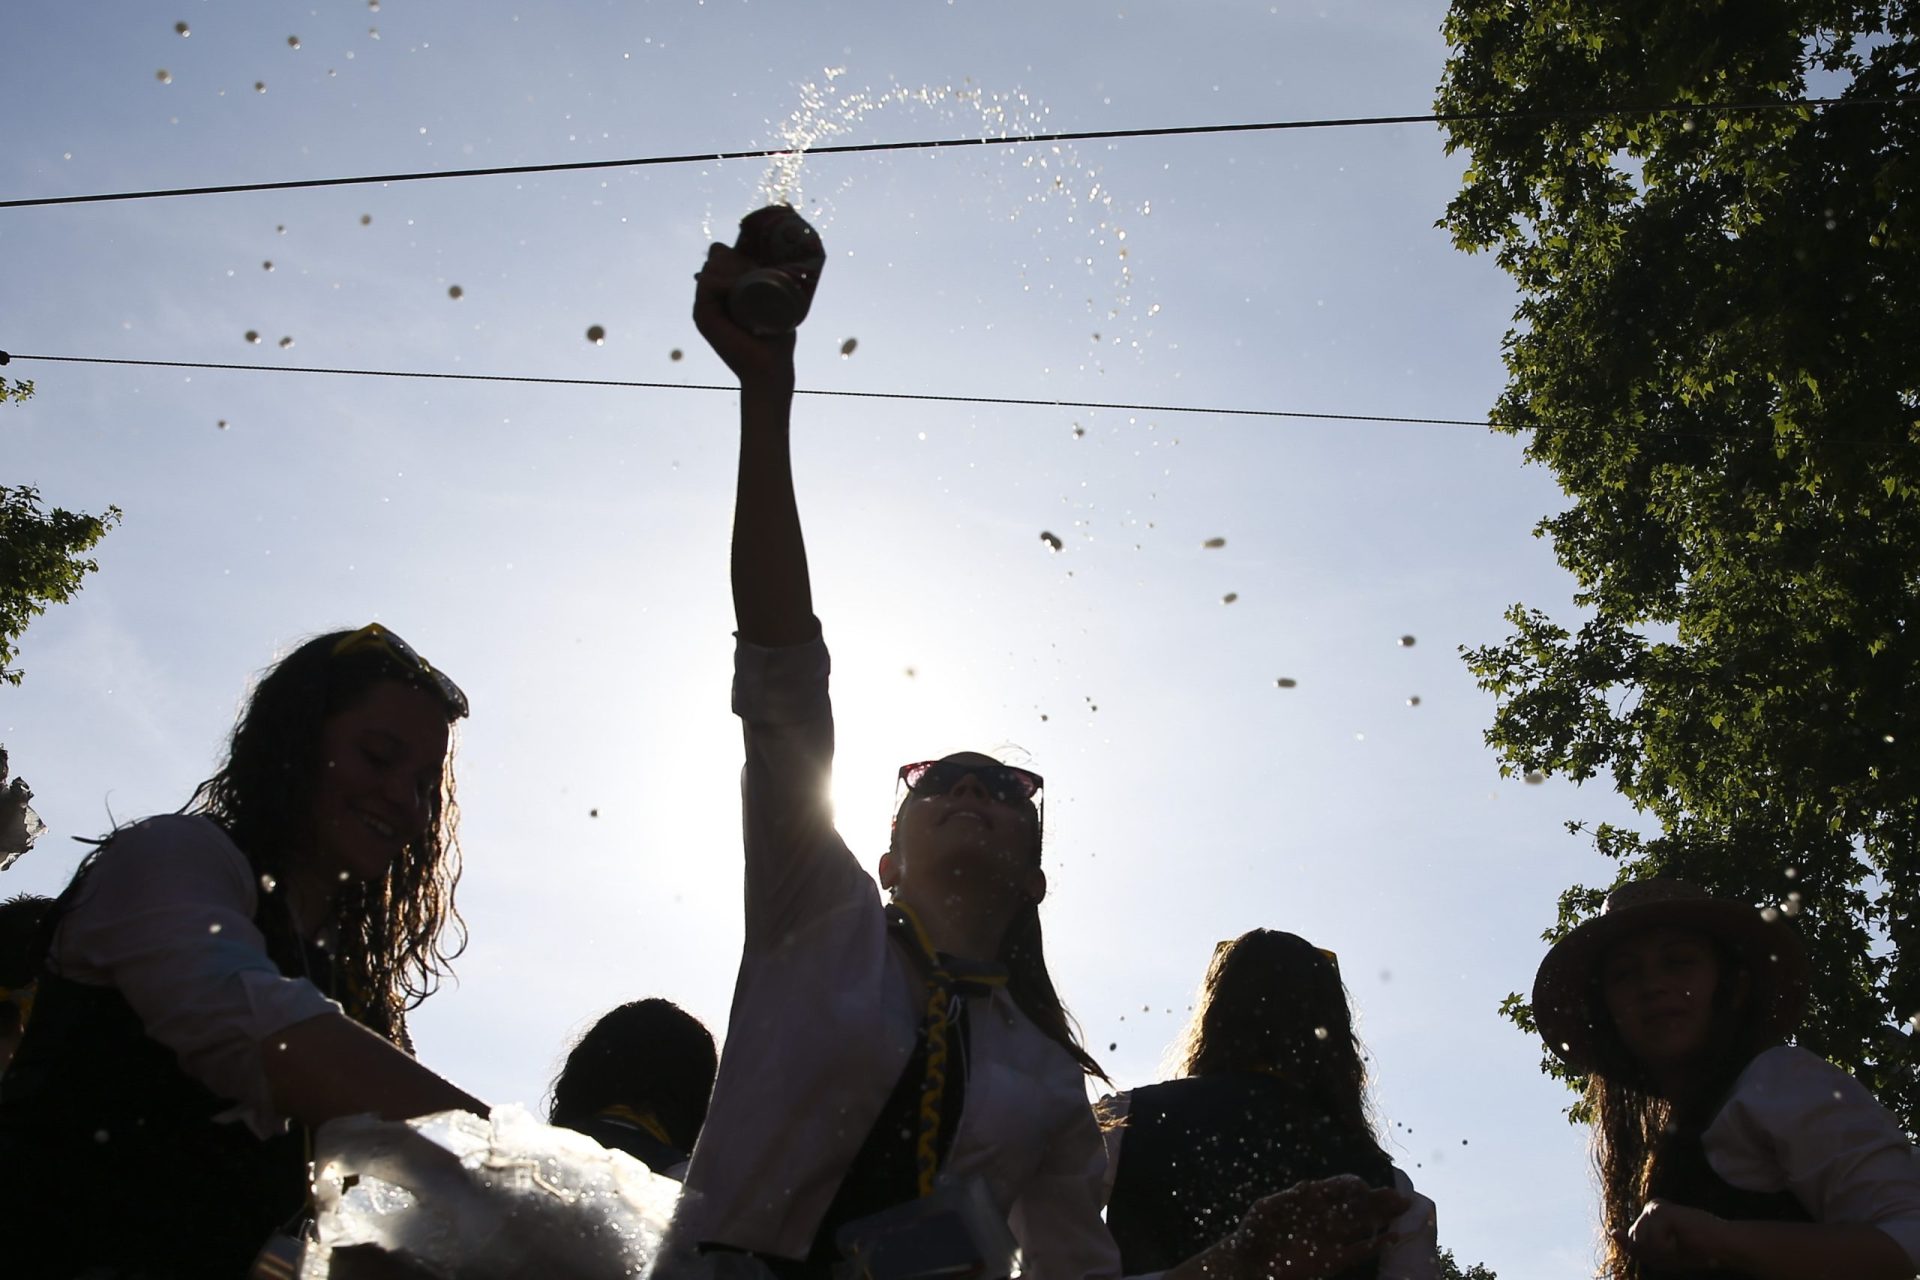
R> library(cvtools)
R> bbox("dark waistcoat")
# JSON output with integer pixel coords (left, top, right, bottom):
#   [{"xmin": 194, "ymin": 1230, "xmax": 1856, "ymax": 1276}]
[
  {"xmin": 1105, "ymin": 1071, "xmax": 1393, "ymax": 1278},
  {"xmin": 0, "ymin": 848, "xmax": 327, "ymax": 1279}
]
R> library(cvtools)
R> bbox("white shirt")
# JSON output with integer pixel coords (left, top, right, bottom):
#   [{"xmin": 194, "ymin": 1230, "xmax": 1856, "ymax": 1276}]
[
  {"xmin": 676, "ymin": 632, "xmax": 1121, "ymax": 1280},
  {"xmin": 47, "ymin": 814, "xmax": 340, "ymax": 1138},
  {"xmin": 1703, "ymin": 1044, "xmax": 1920, "ymax": 1262},
  {"xmin": 1096, "ymin": 1089, "xmax": 1441, "ymax": 1280}
]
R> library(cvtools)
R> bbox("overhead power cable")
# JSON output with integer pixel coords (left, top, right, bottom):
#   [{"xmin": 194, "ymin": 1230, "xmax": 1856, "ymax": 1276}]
[
  {"xmin": 0, "ymin": 96, "xmax": 1892, "ymax": 211},
  {"xmin": 0, "ymin": 352, "xmax": 1494, "ymax": 428}
]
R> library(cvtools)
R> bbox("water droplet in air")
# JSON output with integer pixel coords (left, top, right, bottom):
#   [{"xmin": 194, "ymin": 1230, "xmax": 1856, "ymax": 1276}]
[
  {"xmin": 278, "ymin": 336, "xmax": 294, "ymax": 349},
  {"xmin": 1760, "ymin": 906, "xmax": 1782, "ymax": 923},
  {"xmin": 369, "ymin": 0, "xmax": 380, "ymax": 9},
  {"xmin": 1221, "ymin": 592, "xmax": 1238, "ymax": 604},
  {"xmin": 338, "ymin": 870, "xmax": 350, "ymax": 881},
  {"xmin": 276, "ymin": 225, "xmax": 286, "ymax": 234},
  {"xmin": 360, "ymin": 214, "xmax": 372, "ymax": 226},
  {"xmin": 590, "ymin": 808, "xmax": 599, "ymax": 818},
  {"xmin": 1524, "ymin": 769, "xmax": 1546, "ymax": 785},
  {"xmin": 217, "ymin": 419, "xmax": 229, "ymax": 430},
  {"xmin": 1275, "ymin": 677, "xmax": 1298, "ymax": 688},
  {"xmin": 1397, "ymin": 634, "xmax": 1417, "ymax": 647},
  {"xmin": 840, "ymin": 337, "xmax": 858, "ymax": 357},
  {"xmin": 1108, "ymin": 1042, "xmax": 1117, "ymax": 1052},
  {"xmin": 586, "ymin": 325, "xmax": 606, "ymax": 345},
  {"xmin": 288, "ymin": 35, "xmax": 301, "ymax": 49},
  {"xmin": 447, "ymin": 284, "xmax": 463, "ymax": 299},
  {"xmin": 175, "ymin": 21, "xmax": 190, "ymax": 36},
  {"xmin": 244, "ymin": 330, "xmax": 261, "ymax": 344},
  {"xmin": 259, "ymin": 874, "xmax": 277, "ymax": 893},
  {"xmin": 1785, "ymin": 866, "xmax": 1800, "ymax": 880},
  {"xmin": 670, "ymin": 349, "xmax": 684, "ymax": 361},
  {"xmin": 1313, "ymin": 1026, "xmax": 1329, "ymax": 1040},
  {"xmin": 1040, "ymin": 531, "xmax": 1063, "ymax": 552},
  {"xmin": 1782, "ymin": 897, "xmax": 1802, "ymax": 917},
  {"xmin": 255, "ymin": 81, "xmax": 267, "ymax": 93},
  {"xmin": 1407, "ymin": 695, "xmax": 1421, "ymax": 707},
  {"xmin": 157, "ymin": 69, "xmax": 173, "ymax": 84},
  {"xmin": 209, "ymin": 922, "xmax": 223, "ymax": 934},
  {"xmin": 1202, "ymin": 537, "xmax": 1226, "ymax": 549},
  {"xmin": 1072, "ymin": 424, "xmax": 1086, "ymax": 438},
  {"xmin": 262, "ymin": 260, "xmax": 274, "ymax": 271}
]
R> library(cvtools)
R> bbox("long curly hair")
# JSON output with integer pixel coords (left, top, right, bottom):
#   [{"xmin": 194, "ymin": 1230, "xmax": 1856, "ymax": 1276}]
[
  {"xmin": 1168, "ymin": 928, "xmax": 1386, "ymax": 1159},
  {"xmin": 1583, "ymin": 937, "xmax": 1771, "ymax": 1280},
  {"xmin": 182, "ymin": 629, "xmax": 467, "ymax": 1049}
]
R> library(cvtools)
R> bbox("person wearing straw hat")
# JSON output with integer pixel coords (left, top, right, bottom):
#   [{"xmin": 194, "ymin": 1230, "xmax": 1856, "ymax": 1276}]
[{"xmin": 1531, "ymin": 876, "xmax": 1920, "ymax": 1279}]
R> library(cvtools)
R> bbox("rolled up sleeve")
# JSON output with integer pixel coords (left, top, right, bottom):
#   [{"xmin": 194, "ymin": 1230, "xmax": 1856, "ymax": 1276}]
[
  {"xmin": 52, "ymin": 815, "xmax": 338, "ymax": 1138},
  {"xmin": 1707, "ymin": 1045, "xmax": 1920, "ymax": 1263}
]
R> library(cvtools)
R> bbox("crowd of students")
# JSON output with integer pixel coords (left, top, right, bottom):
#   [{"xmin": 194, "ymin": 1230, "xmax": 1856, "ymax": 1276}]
[{"xmin": 1, "ymin": 236, "xmax": 1918, "ymax": 1280}]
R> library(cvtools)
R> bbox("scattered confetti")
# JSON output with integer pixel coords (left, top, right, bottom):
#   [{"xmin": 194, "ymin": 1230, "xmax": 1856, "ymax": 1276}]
[
  {"xmin": 1406, "ymin": 695, "xmax": 1421, "ymax": 707},
  {"xmin": 1221, "ymin": 592, "xmax": 1238, "ymax": 604},
  {"xmin": 262, "ymin": 261, "xmax": 274, "ymax": 272},
  {"xmin": 1760, "ymin": 906, "xmax": 1782, "ymax": 923},
  {"xmin": 1275, "ymin": 677, "xmax": 1298, "ymax": 689},
  {"xmin": 276, "ymin": 225, "xmax": 285, "ymax": 234},
  {"xmin": 254, "ymin": 81, "xmax": 267, "ymax": 93},
  {"xmin": 217, "ymin": 419, "xmax": 229, "ymax": 430},
  {"xmin": 840, "ymin": 337, "xmax": 858, "ymax": 357},
  {"xmin": 175, "ymin": 21, "xmax": 189, "ymax": 36},
  {"xmin": 1313, "ymin": 1026, "xmax": 1329, "ymax": 1040},
  {"xmin": 447, "ymin": 284, "xmax": 464, "ymax": 300},
  {"xmin": 244, "ymin": 330, "xmax": 261, "ymax": 344},
  {"xmin": 1072, "ymin": 424, "xmax": 1086, "ymax": 438},
  {"xmin": 586, "ymin": 324, "xmax": 606, "ymax": 344},
  {"xmin": 1040, "ymin": 531, "xmax": 1063, "ymax": 552},
  {"xmin": 287, "ymin": 35, "xmax": 302, "ymax": 49},
  {"xmin": 277, "ymin": 336, "xmax": 294, "ymax": 349},
  {"xmin": 1202, "ymin": 537, "xmax": 1227, "ymax": 549},
  {"xmin": 156, "ymin": 69, "xmax": 173, "ymax": 84},
  {"xmin": 1398, "ymin": 635, "xmax": 1417, "ymax": 647},
  {"xmin": 259, "ymin": 874, "xmax": 276, "ymax": 892}
]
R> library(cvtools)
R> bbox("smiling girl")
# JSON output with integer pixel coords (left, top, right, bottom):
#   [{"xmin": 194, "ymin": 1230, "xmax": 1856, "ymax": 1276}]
[
  {"xmin": 0, "ymin": 625, "xmax": 486, "ymax": 1278},
  {"xmin": 1532, "ymin": 877, "xmax": 1920, "ymax": 1279}
]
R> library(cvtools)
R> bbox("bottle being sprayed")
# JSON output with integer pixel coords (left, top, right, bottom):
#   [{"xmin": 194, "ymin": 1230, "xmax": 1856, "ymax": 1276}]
[{"xmin": 727, "ymin": 205, "xmax": 826, "ymax": 336}]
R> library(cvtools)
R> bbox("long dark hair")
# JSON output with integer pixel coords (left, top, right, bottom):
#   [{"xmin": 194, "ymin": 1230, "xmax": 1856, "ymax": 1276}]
[
  {"xmin": 548, "ymin": 999, "xmax": 718, "ymax": 1151},
  {"xmin": 1171, "ymin": 929, "xmax": 1385, "ymax": 1158},
  {"xmin": 891, "ymin": 763, "xmax": 1106, "ymax": 1083},
  {"xmin": 1584, "ymin": 937, "xmax": 1772, "ymax": 1280},
  {"xmin": 182, "ymin": 629, "xmax": 466, "ymax": 1049}
]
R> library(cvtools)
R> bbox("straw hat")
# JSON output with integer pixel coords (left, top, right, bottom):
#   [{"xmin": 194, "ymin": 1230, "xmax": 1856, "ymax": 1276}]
[{"xmin": 1531, "ymin": 877, "xmax": 1810, "ymax": 1074}]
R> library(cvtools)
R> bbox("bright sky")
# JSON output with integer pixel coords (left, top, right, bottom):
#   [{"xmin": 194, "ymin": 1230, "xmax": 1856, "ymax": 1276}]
[{"xmin": 4, "ymin": 2, "xmax": 1654, "ymax": 1273}]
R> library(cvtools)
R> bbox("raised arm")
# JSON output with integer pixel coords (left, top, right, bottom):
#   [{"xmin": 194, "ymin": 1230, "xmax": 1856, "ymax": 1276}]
[{"xmin": 693, "ymin": 240, "xmax": 815, "ymax": 647}]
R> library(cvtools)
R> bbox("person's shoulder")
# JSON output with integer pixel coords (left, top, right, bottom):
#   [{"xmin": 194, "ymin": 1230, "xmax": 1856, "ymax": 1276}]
[
  {"xmin": 84, "ymin": 814, "xmax": 251, "ymax": 895},
  {"xmin": 1732, "ymin": 1044, "xmax": 1856, "ymax": 1097}
]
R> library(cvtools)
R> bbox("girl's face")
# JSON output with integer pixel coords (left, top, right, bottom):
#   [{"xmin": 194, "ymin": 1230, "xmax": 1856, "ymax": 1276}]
[
  {"xmin": 883, "ymin": 752, "xmax": 1045, "ymax": 906},
  {"xmin": 307, "ymin": 680, "xmax": 451, "ymax": 885},
  {"xmin": 1599, "ymin": 927, "xmax": 1736, "ymax": 1074}
]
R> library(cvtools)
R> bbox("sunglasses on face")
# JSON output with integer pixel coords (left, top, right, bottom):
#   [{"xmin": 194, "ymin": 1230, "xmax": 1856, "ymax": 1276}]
[
  {"xmin": 331, "ymin": 623, "xmax": 471, "ymax": 719},
  {"xmin": 897, "ymin": 760, "xmax": 1044, "ymax": 806}
]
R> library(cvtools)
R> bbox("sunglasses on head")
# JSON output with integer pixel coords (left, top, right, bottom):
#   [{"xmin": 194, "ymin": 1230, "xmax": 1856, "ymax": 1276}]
[
  {"xmin": 331, "ymin": 623, "xmax": 471, "ymax": 719},
  {"xmin": 897, "ymin": 759, "xmax": 1044, "ymax": 806}
]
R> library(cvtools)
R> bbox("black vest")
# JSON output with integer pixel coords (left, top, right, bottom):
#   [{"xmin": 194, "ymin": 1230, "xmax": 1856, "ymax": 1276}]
[
  {"xmin": 1105, "ymin": 1072, "xmax": 1394, "ymax": 1278},
  {"xmin": 1637, "ymin": 1123, "xmax": 1812, "ymax": 1280},
  {"xmin": 0, "ymin": 845, "xmax": 326, "ymax": 1279}
]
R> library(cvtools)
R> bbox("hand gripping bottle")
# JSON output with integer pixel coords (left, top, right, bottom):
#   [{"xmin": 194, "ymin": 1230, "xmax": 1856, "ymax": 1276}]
[{"xmin": 727, "ymin": 205, "xmax": 826, "ymax": 336}]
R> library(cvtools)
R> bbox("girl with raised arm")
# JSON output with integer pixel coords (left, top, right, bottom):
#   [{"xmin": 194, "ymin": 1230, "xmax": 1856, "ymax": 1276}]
[
  {"xmin": 679, "ymin": 218, "xmax": 1405, "ymax": 1280},
  {"xmin": 1532, "ymin": 877, "xmax": 1920, "ymax": 1279},
  {"xmin": 0, "ymin": 625, "xmax": 486, "ymax": 1278}
]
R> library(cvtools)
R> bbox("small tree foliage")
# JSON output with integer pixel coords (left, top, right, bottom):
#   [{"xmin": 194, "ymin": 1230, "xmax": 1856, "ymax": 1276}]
[{"xmin": 1, "ymin": 377, "xmax": 121, "ymax": 686}]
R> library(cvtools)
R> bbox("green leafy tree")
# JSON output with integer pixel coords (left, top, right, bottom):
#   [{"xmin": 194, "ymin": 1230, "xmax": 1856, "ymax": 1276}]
[
  {"xmin": 1, "ymin": 378, "xmax": 121, "ymax": 686},
  {"xmin": 1439, "ymin": 1248, "xmax": 1498, "ymax": 1280},
  {"xmin": 1436, "ymin": 2, "xmax": 1920, "ymax": 1120}
]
